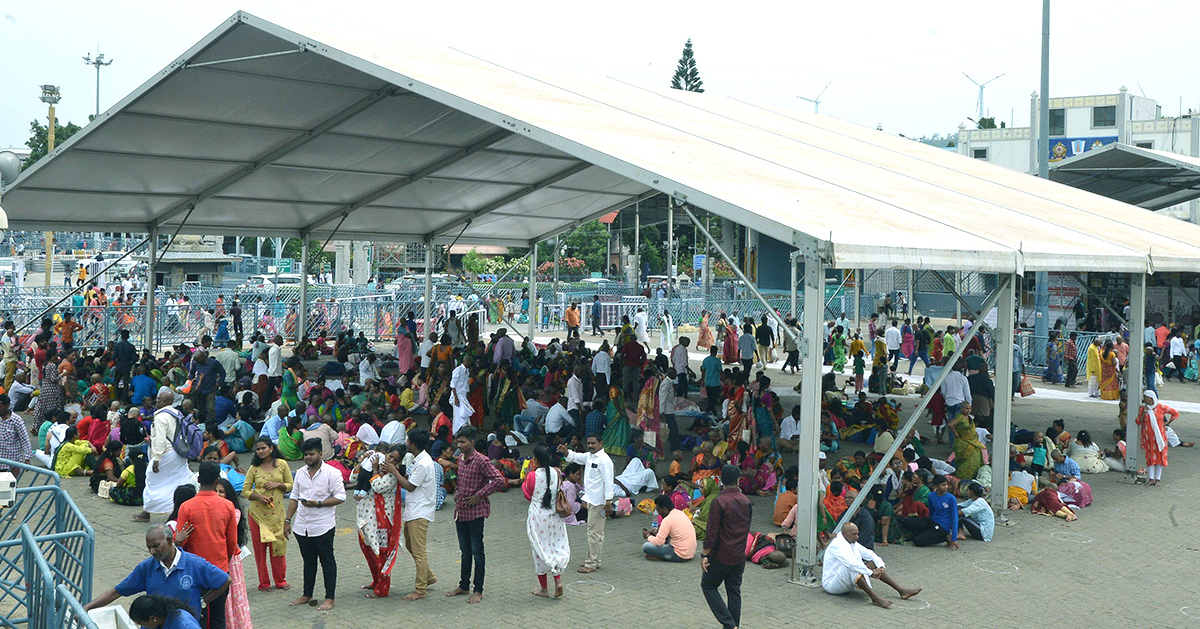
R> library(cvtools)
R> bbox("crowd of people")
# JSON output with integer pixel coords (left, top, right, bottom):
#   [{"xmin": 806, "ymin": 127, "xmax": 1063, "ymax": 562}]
[{"xmin": 0, "ymin": 288, "xmax": 1188, "ymax": 628}]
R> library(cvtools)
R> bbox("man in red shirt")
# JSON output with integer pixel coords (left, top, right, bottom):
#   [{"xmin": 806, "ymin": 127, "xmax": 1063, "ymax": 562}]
[
  {"xmin": 177, "ymin": 462, "xmax": 237, "ymax": 629},
  {"xmin": 701, "ymin": 465, "xmax": 752, "ymax": 629},
  {"xmin": 446, "ymin": 425, "xmax": 506, "ymax": 604},
  {"xmin": 620, "ymin": 336, "xmax": 647, "ymax": 401}
]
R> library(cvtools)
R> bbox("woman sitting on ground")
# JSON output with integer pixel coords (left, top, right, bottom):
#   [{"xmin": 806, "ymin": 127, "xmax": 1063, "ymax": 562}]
[{"xmin": 1068, "ymin": 429, "xmax": 1109, "ymax": 474}]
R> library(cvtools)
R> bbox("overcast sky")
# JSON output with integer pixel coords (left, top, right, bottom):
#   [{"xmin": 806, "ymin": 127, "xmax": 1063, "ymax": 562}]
[{"xmin": 2, "ymin": 0, "xmax": 1198, "ymax": 151}]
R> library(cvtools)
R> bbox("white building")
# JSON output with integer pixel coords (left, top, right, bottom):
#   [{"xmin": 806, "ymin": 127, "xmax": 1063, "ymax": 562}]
[{"xmin": 956, "ymin": 87, "xmax": 1200, "ymax": 223}]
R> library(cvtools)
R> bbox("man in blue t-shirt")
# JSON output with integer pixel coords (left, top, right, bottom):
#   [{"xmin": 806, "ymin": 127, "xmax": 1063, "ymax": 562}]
[
  {"xmin": 701, "ymin": 345, "xmax": 723, "ymax": 415},
  {"xmin": 84, "ymin": 524, "xmax": 229, "ymax": 621}
]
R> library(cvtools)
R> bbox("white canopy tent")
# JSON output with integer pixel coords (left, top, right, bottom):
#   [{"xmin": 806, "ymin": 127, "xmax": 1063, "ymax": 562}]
[
  {"xmin": 4, "ymin": 11, "xmax": 1200, "ymax": 581},
  {"xmin": 1050, "ymin": 142, "xmax": 1200, "ymax": 211}
]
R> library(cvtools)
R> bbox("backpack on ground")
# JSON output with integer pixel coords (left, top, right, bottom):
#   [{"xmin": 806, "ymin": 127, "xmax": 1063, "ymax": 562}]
[{"xmin": 162, "ymin": 407, "xmax": 204, "ymax": 460}]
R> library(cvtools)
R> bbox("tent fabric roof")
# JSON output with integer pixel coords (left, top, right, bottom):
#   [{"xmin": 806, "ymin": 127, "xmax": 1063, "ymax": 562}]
[
  {"xmin": 5, "ymin": 12, "xmax": 1200, "ymax": 274},
  {"xmin": 1049, "ymin": 143, "xmax": 1200, "ymax": 211}
]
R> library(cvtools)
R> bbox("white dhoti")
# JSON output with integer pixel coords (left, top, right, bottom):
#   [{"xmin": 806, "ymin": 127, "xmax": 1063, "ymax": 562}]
[
  {"xmin": 821, "ymin": 534, "xmax": 883, "ymax": 595},
  {"xmin": 613, "ymin": 458, "xmax": 659, "ymax": 497},
  {"xmin": 143, "ymin": 449, "xmax": 196, "ymax": 515},
  {"xmin": 1087, "ymin": 376, "xmax": 1099, "ymax": 397},
  {"xmin": 1166, "ymin": 425, "xmax": 1181, "ymax": 447},
  {"xmin": 451, "ymin": 398, "xmax": 474, "ymax": 435}
]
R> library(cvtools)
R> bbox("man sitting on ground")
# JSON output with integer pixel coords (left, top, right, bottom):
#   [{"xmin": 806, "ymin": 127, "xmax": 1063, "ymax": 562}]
[
  {"xmin": 641, "ymin": 495, "xmax": 696, "ymax": 562},
  {"xmin": 821, "ymin": 522, "xmax": 921, "ymax": 609}
]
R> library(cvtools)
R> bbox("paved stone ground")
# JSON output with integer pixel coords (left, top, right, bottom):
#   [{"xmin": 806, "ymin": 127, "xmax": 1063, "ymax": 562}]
[{"xmin": 65, "ymin": 332, "xmax": 1200, "ymax": 628}]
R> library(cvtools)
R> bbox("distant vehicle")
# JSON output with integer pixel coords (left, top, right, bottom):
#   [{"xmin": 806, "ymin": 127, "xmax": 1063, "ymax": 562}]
[{"xmin": 580, "ymin": 277, "xmax": 613, "ymax": 286}]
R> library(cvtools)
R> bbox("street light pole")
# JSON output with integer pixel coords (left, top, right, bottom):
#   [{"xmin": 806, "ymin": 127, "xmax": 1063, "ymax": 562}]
[
  {"xmin": 39, "ymin": 85, "xmax": 61, "ymax": 287},
  {"xmin": 82, "ymin": 49, "xmax": 114, "ymax": 118}
]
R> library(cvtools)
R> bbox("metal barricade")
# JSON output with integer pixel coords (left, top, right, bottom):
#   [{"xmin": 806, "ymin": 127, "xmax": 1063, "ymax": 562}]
[{"xmin": 0, "ymin": 460, "xmax": 95, "ymax": 628}]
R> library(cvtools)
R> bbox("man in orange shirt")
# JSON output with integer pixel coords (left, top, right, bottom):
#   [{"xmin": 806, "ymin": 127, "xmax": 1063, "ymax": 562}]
[
  {"xmin": 564, "ymin": 303, "xmax": 581, "ymax": 341},
  {"xmin": 177, "ymin": 462, "xmax": 237, "ymax": 629},
  {"xmin": 53, "ymin": 312, "xmax": 84, "ymax": 353}
]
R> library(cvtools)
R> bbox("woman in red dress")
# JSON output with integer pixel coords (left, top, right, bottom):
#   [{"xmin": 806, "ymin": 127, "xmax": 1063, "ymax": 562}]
[{"xmin": 1135, "ymin": 389, "xmax": 1170, "ymax": 486}]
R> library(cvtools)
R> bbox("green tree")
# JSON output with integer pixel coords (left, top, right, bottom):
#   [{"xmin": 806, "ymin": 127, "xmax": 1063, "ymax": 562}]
[
  {"xmin": 24, "ymin": 118, "xmax": 83, "ymax": 166},
  {"xmin": 563, "ymin": 220, "xmax": 611, "ymax": 273},
  {"xmin": 461, "ymin": 248, "xmax": 487, "ymax": 276},
  {"xmin": 670, "ymin": 39, "xmax": 704, "ymax": 93}
]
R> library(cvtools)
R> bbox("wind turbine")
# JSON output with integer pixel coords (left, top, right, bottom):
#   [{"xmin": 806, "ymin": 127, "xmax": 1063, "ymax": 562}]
[
  {"xmin": 796, "ymin": 81, "xmax": 832, "ymax": 114},
  {"xmin": 964, "ymin": 72, "xmax": 1004, "ymax": 120}
]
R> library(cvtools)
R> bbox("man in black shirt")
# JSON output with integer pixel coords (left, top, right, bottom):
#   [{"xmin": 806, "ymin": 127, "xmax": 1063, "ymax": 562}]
[
  {"xmin": 701, "ymin": 465, "xmax": 752, "ymax": 629},
  {"xmin": 113, "ymin": 329, "xmax": 138, "ymax": 403}
]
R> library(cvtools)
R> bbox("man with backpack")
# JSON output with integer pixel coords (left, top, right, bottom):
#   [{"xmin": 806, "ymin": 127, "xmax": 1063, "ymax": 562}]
[{"xmin": 133, "ymin": 390, "xmax": 201, "ymax": 522}]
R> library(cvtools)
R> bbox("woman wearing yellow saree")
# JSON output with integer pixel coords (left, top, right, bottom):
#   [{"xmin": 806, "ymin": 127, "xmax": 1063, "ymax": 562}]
[
  {"xmin": 1099, "ymin": 340, "xmax": 1120, "ymax": 400},
  {"xmin": 950, "ymin": 401, "xmax": 985, "ymax": 482}
]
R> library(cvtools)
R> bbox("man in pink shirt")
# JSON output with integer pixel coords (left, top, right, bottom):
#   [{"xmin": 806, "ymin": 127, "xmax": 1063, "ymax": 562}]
[{"xmin": 641, "ymin": 495, "xmax": 697, "ymax": 562}]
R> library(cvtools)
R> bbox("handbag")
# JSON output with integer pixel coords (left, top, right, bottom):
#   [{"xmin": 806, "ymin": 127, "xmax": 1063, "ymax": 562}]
[
  {"xmin": 1019, "ymin": 374, "xmax": 1035, "ymax": 397},
  {"xmin": 554, "ymin": 474, "xmax": 572, "ymax": 519},
  {"xmin": 97, "ymin": 480, "xmax": 116, "ymax": 500}
]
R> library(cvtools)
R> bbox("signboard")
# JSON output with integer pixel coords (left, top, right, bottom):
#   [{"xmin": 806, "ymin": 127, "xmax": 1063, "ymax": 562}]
[
  {"xmin": 1049, "ymin": 136, "xmax": 1117, "ymax": 162},
  {"xmin": 590, "ymin": 271, "xmax": 602, "ymax": 279},
  {"xmin": 277, "ymin": 259, "xmax": 294, "ymax": 273},
  {"xmin": 693, "ymin": 254, "xmax": 706, "ymax": 270}
]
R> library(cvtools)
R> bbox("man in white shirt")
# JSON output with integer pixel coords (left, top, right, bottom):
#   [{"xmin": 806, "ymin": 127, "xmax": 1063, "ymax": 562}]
[
  {"xmin": 449, "ymin": 356, "xmax": 475, "ymax": 435},
  {"xmin": 885, "ymin": 320, "xmax": 902, "ymax": 370},
  {"xmin": 939, "ymin": 363, "xmax": 972, "ymax": 436},
  {"xmin": 657, "ymin": 369, "xmax": 679, "ymax": 452},
  {"xmin": 1169, "ymin": 331, "xmax": 1188, "ymax": 382},
  {"xmin": 559, "ymin": 434, "xmax": 615, "ymax": 573},
  {"xmin": 359, "ymin": 354, "xmax": 379, "ymax": 386},
  {"xmin": 419, "ymin": 333, "xmax": 436, "ymax": 371},
  {"xmin": 566, "ymin": 367, "xmax": 584, "ymax": 438},
  {"xmin": 513, "ymin": 394, "xmax": 550, "ymax": 438},
  {"xmin": 821, "ymin": 523, "xmax": 920, "ymax": 607},
  {"xmin": 633, "ymin": 308, "xmax": 650, "ymax": 349},
  {"xmin": 285, "ymin": 438, "xmax": 347, "ymax": 610},
  {"xmin": 670, "ymin": 337, "xmax": 691, "ymax": 400},
  {"xmin": 591, "ymin": 345, "xmax": 612, "ymax": 390},
  {"xmin": 267, "ymin": 335, "xmax": 284, "ymax": 392},
  {"xmin": 544, "ymin": 400, "xmax": 573, "ymax": 441},
  {"xmin": 378, "ymin": 416, "xmax": 408, "ymax": 447},
  {"xmin": 779, "ymin": 405, "xmax": 800, "ymax": 452},
  {"xmin": 395, "ymin": 428, "xmax": 438, "ymax": 600}
]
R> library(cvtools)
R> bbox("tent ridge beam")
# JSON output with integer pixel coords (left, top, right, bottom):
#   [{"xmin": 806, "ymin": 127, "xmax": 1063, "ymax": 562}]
[
  {"xmin": 427, "ymin": 162, "xmax": 592, "ymax": 239},
  {"xmin": 299, "ymin": 129, "xmax": 513, "ymax": 235},
  {"xmin": 150, "ymin": 85, "xmax": 398, "ymax": 228},
  {"xmin": 185, "ymin": 63, "xmax": 384, "ymax": 94}
]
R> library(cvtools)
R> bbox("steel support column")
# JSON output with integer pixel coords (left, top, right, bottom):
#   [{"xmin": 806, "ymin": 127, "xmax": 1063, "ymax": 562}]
[
  {"xmin": 955, "ymin": 271, "xmax": 963, "ymax": 323},
  {"xmin": 422, "ymin": 241, "xmax": 433, "ymax": 336},
  {"xmin": 789, "ymin": 251, "xmax": 799, "ymax": 318},
  {"xmin": 667, "ymin": 197, "xmax": 674, "ymax": 301},
  {"xmin": 145, "ymin": 228, "xmax": 157, "ymax": 351},
  {"xmin": 907, "ymin": 269, "xmax": 914, "ymax": 317},
  {"xmin": 528, "ymin": 242, "xmax": 539, "ymax": 340},
  {"xmin": 298, "ymin": 239, "xmax": 309, "ymax": 342},
  {"xmin": 991, "ymin": 273, "xmax": 1017, "ymax": 512},
  {"xmin": 853, "ymin": 270, "xmax": 861, "ymax": 331},
  {"xmin": 791, "ymin": 254, "xmax": 825, "ymax": 585},
  {"xmin": 1124, "ymin": 273, "xmax": 1147, "ymax": 476}
]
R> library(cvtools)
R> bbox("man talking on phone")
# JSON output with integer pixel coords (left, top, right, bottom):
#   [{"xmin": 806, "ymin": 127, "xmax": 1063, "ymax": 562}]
[{"xmin": 284, "ymin": 438, "xmax": 345, "ymax": 611}]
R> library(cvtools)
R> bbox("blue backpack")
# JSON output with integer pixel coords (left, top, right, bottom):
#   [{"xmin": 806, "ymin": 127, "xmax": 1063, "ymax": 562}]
[{"xmin": 163, "ymin": 407, "xmax": 204, "ymax": 460}]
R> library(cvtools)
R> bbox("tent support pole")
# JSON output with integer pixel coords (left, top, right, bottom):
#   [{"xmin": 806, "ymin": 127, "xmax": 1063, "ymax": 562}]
[
  {"xmin": 907, "ymin": 269, "xmax": 914, "ymax": 317},
  {"xmin": 1124, "ymin": 273, "xmax": 1147, "ymax": 477},
  {"xmin": 528, "ymin": 242, "xmax": 539, "ymax": 340},
  {"xmin": 956, "ymin": 271, "xmax": 963, "ymax": 322},
  {"xmin": 298, "ymin": 239, "xmax": 308, "ymax": 343},
  {"xmin": 789, "ymin": 251, "xmax": 798, "ymax": 318},
  {"xmin": 681, "ymin": 206, "xmax": 796, "ymax": 346},
  {"xmin": 832, "ymin": 276, "xmax": 1010, "ymax": 533},
  {"xmin": 853, "ymin": 270, "xmax": 861, "ymax": 332},
  {"xmin": 991, "ymin": 274, "xmax": 1017, "ymax": 513},
  {"xmin": 790, "ymin": 253, "xmax": 824, "ymax": 586},
  {"xmin": 422, "ymin": 240, "xmax": 433, "ymax": 337},
  {"xmin": 667, "ymin": 197, "xmax": 674, "ymax": 301},
  {"xmin": 145, "ymin": 228, "xmax": 157, "ymax": 351}
]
